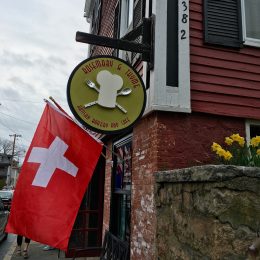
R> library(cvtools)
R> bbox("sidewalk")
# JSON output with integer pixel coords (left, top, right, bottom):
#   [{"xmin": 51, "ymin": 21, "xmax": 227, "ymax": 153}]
[{"xmin": 5, "ymin": 240, "xmax": 99, "ymax": 260}]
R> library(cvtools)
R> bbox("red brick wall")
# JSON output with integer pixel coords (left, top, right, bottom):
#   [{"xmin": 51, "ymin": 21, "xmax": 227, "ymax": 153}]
[
  {"xmin": 92, "ymin": 0, "xmax": 118, "ymax": 56},
  {"xmin": 129, "ymin": 111, "xmax": 245, "ymax": 259},
  {"xmin": 102, "ymin": 141, "xmax": 113, "ymax": 238},
  {"xmin": 156, "ymin": 112, "xmax": 246, "ymax": 170},
  {"xmin": 130, "ymin": 113, "xmax": 158, "ymax": 259}
]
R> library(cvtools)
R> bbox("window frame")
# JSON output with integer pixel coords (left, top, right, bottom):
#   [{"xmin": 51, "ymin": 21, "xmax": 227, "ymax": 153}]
[
  {"xmin": 149, "ymin": 0, "xmax": 191, "ymax": 113},
  {"xmin": 90, "ymin": 0, "xmax": 102, "ymax": 35},
  {"xmin": 113, "ymin": 0, "xmax": 146, "ymax": 64},
  {"xmin": 245, "ymin": 120, "xmax": 260, "ymax": 145},
  {"xmin": 112, "ymin": 2, "xmax": 121, "ymax": 57},
  {"xmin": 241, "ymin": 0, "xmax": 260, "ymax": 47},
  {"xmin": 89, "ymin": 0, "xmax": 102, "ymax": 55},
  {"xmin": 120, "ymin": 0, "xmax": 134, "ymax": 38},
  {"xmin": 127, "ymin": 0, "xmax": 134, "ymax": 28},
  {"xmin": 110, "ymin": 134, "xmax": 132, "ymax": 243},
  {"xmin": 65, "ymin": 154, "xmax": 105, "ymax": 258},
  {"xmin": 115, "ymin": 0, "xmax": 134, "ymax": 63}
]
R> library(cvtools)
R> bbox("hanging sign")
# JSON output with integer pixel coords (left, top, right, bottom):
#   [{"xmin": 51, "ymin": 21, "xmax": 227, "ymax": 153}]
[{"xmin": 67, "ymin": 56, "xmax": 146, "ymax": 134}]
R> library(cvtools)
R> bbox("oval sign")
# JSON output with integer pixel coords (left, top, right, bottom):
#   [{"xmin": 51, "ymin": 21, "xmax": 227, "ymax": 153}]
[{"xmin": 67, "ymin": 56, "xmax": 146, "ymax": 134}]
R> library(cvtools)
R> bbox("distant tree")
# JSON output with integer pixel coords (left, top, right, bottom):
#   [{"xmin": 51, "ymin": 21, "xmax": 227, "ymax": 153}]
[
  {"xmin": 0, "ymin": 138, "xmax": 26, "ymax": 164},
  {"xmin": 0, "ymin": 138, "xmax": 13, "ymax": 155}
]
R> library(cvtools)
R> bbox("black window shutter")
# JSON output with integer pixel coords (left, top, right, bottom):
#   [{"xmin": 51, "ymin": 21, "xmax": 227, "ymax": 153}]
[{"xmin": 204, "ymin": 0, "xmax": 243, "ymax": 48}]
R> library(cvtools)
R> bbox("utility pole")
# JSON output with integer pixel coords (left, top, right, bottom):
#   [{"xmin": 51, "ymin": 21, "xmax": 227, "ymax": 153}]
[
  {"xmin": 9, "ymin": 134, "xmax": 22, "ymax": 166},
  {"xmin": 6, "ymin": 134, "xmax": 22, "ymax": 186}
]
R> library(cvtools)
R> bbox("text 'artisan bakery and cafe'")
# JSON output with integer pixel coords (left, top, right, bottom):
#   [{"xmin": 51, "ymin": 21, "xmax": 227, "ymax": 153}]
[{"xmin": 67, "ymin": 55, "xmax": 146, "ymax": 134}]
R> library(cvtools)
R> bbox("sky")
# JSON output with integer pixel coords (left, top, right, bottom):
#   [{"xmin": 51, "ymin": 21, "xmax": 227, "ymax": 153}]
[{"xmin": 0, "ymin": 0, "xmax": 90, "ymax": 160}]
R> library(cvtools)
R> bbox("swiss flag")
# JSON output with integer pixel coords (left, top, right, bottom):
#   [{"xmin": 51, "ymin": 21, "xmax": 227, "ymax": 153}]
[{"xmin": 5, "ymin": 101, "xmax": 103, "ymax": 251}]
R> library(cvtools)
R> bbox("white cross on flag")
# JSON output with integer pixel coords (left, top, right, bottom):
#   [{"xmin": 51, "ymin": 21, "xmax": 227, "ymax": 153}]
[{"xmin": 5, "ymin": 101, "xmax": 103, "ymax": 251}]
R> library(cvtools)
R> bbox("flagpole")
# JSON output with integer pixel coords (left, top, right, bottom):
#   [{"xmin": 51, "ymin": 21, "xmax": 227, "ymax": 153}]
[
  {"xmin": 49, "ymin": 96, "xmax": 70, "ymax": 116},
  {"xmin": 46, "ymin": 97, "xmax": 124, "ymax": 164}
]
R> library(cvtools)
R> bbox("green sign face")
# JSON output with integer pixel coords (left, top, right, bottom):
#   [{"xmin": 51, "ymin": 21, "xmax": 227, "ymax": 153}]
[{"xmin": 67, "ymin": 56, "xmax": 146, "ymax": 134}]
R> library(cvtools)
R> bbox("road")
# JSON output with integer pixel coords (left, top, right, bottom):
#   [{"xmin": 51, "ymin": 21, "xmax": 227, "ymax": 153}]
[{"xmin": 0, "ymin": 233, "xmax": 16, "ymax": 259}]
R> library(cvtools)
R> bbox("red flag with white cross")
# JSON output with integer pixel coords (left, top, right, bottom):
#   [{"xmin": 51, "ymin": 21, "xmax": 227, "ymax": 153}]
[{"xmin": 5, "ymin": 101, "xmax": 103, "ymax": 251}]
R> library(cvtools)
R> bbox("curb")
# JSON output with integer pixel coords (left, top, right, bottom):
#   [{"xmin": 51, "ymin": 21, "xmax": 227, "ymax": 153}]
[{"xmin": 3, "ymin": 239, "xmax": 17, "ymax": 260}]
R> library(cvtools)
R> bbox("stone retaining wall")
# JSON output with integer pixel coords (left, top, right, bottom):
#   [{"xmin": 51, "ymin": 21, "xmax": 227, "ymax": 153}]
[{"xmin": 155, "ymin": 165, "xmax": 260, "ymax": 259}]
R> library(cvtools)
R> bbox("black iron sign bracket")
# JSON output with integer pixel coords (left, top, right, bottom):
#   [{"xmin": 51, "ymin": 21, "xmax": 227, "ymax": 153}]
[{"xmin": 76, "ymin": 15, "xmax": 155, "ymax": 69}]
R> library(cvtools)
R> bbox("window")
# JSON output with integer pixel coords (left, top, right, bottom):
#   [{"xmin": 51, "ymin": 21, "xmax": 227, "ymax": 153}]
[
  {"xmin": 246, "ymin": 120, "xmax": 260, "ymax": 145},
  {"xmin": 121, "ymin": 0, "xmax": 135, "ymax": 36},
  {"xmin": 112, "ymin": 2, "xmax": 121, "ymax": 57},
  {"xmin": 242, "ymin": 0, "xmax": 260, "ymax": 47},
  {"xmin": 66, "ymin": 155, "xmax": 105, "ymax": 258},
  {"xmin": 110, "ymin": 135, "xmax": 132, "ymax": 244},
  {"xmin": 89, "ymin": 0, "xmax": 102, "ymax": 55},
  {"xmin": 127, "ymin": 0, "xmax": 134, "ymax": 27},
  {"xmin": 113, "ymin": 0, "xmax": 146, "ymax": 63},
  {"xmin": 132, "ymin": 0, "xmax": 146, "ymax": 63},
  {"xmin": 90, "ymin": 0, "xmax": 101, "ymax": 35}
]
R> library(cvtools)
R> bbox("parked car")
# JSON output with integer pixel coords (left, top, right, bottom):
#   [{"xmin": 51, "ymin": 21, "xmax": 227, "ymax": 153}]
[
  {"xmin": 0, "ymin": 198, "xmax": 9, "ymax": 241},
  {"xmin": 0, "ymin": 190, "xmax": 14, "ymax": 210},
  {"xmin": 2, "ymin": 186, "xmax": 14, "ymax": 191}
]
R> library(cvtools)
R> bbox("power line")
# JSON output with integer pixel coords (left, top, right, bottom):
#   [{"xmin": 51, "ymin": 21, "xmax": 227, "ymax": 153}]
[
  {"xmin": 16, "ymin": 135, "xmax": 32, "ymax": 146},
  {"xmin": 0, "ymin": 118, "xmax": 17, "ymax": 133},
  {"xmin": 0, "ymin": 118, "xmax": 32, "ymax": 145},
  {"xmin": 1, "ymin": 98, "xmax": 67, "ymax": 104},
  {"xmin": 0, "ymin": 111, "xmax": 35, "ymax": 124},
  {"xmin": 0, "ymin": 99, "xmax": 42, "ymax": 104}
]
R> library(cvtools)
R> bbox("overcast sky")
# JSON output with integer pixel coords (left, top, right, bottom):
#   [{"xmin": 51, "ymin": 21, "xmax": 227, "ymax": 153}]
[{"xmin": 0, "ymin": 0, "xmax": 90, "ymax": 158}]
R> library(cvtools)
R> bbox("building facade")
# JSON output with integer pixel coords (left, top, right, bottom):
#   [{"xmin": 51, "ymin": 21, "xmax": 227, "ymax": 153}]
[
  {"xmin": 0, "ymin": 153, "xmax": 12, "ymax": 188},
  {"xmin": 69, "ymin": 0, "xmax": 260, "ymax": 259},
  {"xmin": 0, "ymin": 154, "xmax": 19, "ymax": 189}
]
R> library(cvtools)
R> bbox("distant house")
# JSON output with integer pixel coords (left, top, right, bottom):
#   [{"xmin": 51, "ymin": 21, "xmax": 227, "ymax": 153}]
[
  {"xmin": 0, "ymin": 153, "xmax": 19, "ymax": 189},
  {"xmin": 0, "ymin": 153, "xmax": 12, "ymax": 187}
]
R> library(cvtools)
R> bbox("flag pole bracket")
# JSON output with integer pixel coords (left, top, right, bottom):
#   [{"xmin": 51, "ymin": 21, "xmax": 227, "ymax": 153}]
[{"xmin": 75, "ymin": 15, "xmax": 155, "ymax": 69}]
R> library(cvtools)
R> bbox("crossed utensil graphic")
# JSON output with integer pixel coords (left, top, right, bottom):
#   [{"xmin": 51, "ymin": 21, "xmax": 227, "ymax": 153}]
[{"xmin": 84, "ymin": 79, "xmax": 132, "ymax": 114}]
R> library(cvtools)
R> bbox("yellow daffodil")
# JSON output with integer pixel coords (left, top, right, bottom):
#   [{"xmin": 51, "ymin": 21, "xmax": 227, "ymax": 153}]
[
  {"xmin": 238, "ymin": 137, "xmax": 245, "ymax": 147},
  {"xmin": 250, "ymin": 136, "xmax": 260, "ymax": 147},
  {"xmin": 211, "ymin": 142, "xmax": 221, "ymax": 152},
  {"xmin": 212, "ymin": 133, "xmax": 260, "ymax": 166},
  {"xmin": 225, "ymin": 137, "xmax": 233, "ymax": 145},
  {"xmin": 223, "ymin": 151, "xmax": 232, "ymax": 161},
  {"xmin": 230, "ymin": 133, "xmax": 241, "ymax": 142},
  {"xmin": 216, "ymin": 147, "xmax": 226, "ymax": 157},
  {"xmin": 229, "ymin": 134, "xmax": 245, "ymax": 147}
]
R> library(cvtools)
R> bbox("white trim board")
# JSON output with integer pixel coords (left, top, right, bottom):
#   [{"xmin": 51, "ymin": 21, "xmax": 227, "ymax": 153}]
[{"xmin": 147, "ymin": 0, "xmax": 191, "ymax": 113}]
